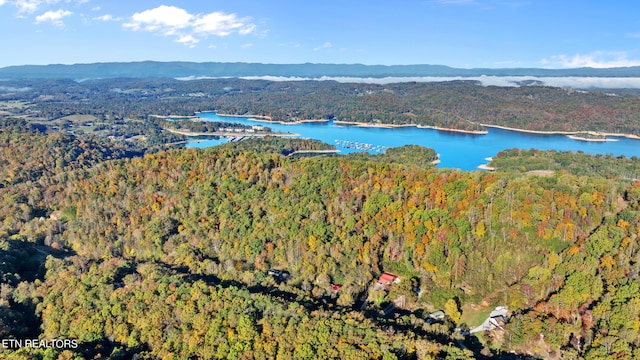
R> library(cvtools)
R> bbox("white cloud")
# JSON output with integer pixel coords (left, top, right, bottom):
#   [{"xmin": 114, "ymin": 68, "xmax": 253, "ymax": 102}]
[
  {"xmin": 35, "ymin": 9, "xmax": 72, "ymax": 26},
  {"xmin": 93, "ymin": 14, "xmax": 121, "ymax": 22},
  {"xmin": 542, "ymin": 51, "xmax": 640, "ymax": 68},
  {"xmin": 193, "ymin": 11, "xmax": 253, "ymax": 36},
  {"xmin": 240, "ymin": 43, "xmax": 253, "ymax": 48},
  {"xmin": 15, "ymin": 0, "xmax": 40, "ymax": 13},
  {"xmin": 313, "ymin": 42, "xmax": 332, "ymax": 51},
  {"xmin": 176, "ymin": 34, "xmax": 198, "ymax": 47},
  {"xmin": 239, "ymin": 24, "xmax": 256, "ymax": 35},
  {"xmin": 123, "ymin": 5, "xmax": 256, "ymax": 47},
  {"xmin": 123, "ymin": 5, "xmax": 193, "ymax": 32},
  {"xmin": 6, "ymin": 0, "xmax": 85, "ymax": 14}
]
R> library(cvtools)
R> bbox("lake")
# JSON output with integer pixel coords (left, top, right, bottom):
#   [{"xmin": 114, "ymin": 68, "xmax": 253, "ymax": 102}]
[{"xmin": 187, "ymin": 112, "xmax": 640, "ymax": 171}]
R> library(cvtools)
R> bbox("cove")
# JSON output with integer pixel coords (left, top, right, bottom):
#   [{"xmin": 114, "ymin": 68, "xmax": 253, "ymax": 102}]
[{"xmin": 186, "ymin": 112, "xmax": 640, "ymax": 171}]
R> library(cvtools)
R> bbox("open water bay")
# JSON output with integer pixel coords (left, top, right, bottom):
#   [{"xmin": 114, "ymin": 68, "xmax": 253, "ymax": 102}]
[{"xmin": 187, "ymin": 112, "xmax": 640, "ymax": 171}]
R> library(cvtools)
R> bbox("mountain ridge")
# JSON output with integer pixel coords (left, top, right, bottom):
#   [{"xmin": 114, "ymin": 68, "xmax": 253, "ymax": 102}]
[{"xmin": 1, "ymin": 60, "xmax": 640, "ymax": 80}]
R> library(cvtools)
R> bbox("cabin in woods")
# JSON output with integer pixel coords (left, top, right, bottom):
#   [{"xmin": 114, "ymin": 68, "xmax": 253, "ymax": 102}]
[
  {"xmin": 375, "ymin": 272, "xmax": 401, "ymax": 290},
  {"xmin": 470, "ymin": 306, "xmax": 510, "ymax": 334},
  {"xmin": 378, "ymin": 273, "xmax": 400, "ymax": 285}
]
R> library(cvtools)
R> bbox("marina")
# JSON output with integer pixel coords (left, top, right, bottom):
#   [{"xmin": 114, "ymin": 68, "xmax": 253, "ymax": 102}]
[{"xmin": 334, "ymin": 139, "xmax": 387, "ymax": 153}]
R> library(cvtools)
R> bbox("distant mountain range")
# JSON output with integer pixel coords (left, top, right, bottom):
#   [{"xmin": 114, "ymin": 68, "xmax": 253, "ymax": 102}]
[{"xmin": 1, "ymin": 61, "xmax": 640, "ymax": 80}]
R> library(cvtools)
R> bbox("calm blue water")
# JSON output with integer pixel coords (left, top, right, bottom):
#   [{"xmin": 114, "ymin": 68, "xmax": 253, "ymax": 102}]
[{"xmin": 186, "ymin": 112, "xmax": 640, "ymax": 171}]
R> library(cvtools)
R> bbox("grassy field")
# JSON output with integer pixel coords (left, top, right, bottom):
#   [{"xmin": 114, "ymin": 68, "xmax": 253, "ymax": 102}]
[
  {"xmin": 0, "ymin": 100, "xmax": 31, "ymax": 109},
  {"xmin": 0, "ymin": 101, "xmax": 32, "ymax": 116},
  {"xmin": 460, "ymin": 304, "xmax": 493, "ymax": 328},
  {"xmin": 56, "ymin": 114, "xmax": 98, "ymax": 123},
  {"xmin": 52, "ymin": 115, "xmax": 102, "ymax": 133}
]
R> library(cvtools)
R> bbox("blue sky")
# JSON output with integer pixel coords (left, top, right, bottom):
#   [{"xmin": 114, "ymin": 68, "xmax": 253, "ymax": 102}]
[{"xmin": 1, "ymin": 0, "xmax": 640, "ymax": 68}]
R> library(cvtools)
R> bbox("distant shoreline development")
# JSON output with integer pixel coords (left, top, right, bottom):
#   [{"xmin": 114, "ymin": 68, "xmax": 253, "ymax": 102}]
[{"xmin": 163, "ymin": 127, "xmax": 300, "ymax": 138}]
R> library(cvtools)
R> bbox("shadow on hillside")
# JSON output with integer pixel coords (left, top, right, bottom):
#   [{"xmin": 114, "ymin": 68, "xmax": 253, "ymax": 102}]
[
  {"xmin": 0, "ymin": 239, "xmax": 76, "ymax": 341},
  {"xmin": 151, "ymin": 260, "xmax": 540, "ymax": 359},
  {"xmin": 72, "ymin": 339, "xmax": 149, "ymax": 359}
]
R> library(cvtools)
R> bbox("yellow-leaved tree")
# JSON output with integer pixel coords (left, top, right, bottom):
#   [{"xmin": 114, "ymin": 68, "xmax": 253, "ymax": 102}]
[{"xmin": 444, "ymin": 298, "xmax": 461, "ymax": 324}]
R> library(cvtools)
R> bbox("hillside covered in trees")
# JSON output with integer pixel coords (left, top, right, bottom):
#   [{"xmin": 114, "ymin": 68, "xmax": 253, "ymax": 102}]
[
  {"xmin": 2, "ymin": 118, "xmax": 640, "ymax": 358},
  {"xmin": 2, "ymin": 77, "xmax": 640, "ymax": 139},
  {"xmin": 489, "ymin": 148, "xmax": 640, "ymax": 180}
]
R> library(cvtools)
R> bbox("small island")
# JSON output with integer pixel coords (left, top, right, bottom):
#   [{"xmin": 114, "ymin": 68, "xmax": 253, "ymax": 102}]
[{"xmin": 566, "ymin": 131, "xmax": 613, "ymax": 142}]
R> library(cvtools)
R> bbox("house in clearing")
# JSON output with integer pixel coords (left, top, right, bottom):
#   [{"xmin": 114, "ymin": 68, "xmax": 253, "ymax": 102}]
[
  {"xmin": 378, "ymin": 273, "xmax": 400, "ymax": 285},
  {"xmin": 375, "ymin": 272, "xmax": 401, "ymax": 290},
  {"xmin": 469, "ymin": 306, "xmax": 510, "ymax": 334}
]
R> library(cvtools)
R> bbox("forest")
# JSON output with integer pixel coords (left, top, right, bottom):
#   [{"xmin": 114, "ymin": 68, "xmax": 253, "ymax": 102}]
[
  {"xmin": 2, "ymin": 116, "xmax": 640, "ymax": 358},
  {"xmin": 489, "ymin": 149, "xmax": 640, "ymax": 180},
  {"xmin": 2, "ymin": 77, "xmax": 640, "ymax": 145}
]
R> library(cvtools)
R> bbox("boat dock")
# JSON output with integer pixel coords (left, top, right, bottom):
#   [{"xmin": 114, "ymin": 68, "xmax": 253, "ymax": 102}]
[
  {"xmin": 334, "ymin": 139, "xmax": 387, "ymax": 153},
  {"xmin": 227, "ymin": 136, "xmax": 246, "ymax": 142}
]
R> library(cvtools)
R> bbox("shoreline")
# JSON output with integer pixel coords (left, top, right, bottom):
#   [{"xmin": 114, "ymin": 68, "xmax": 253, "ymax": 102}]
[
  {"xmin": 163, "ymin": 128, "xmax": 300, "ymax": 138},
  {"xmin": 431, "ymin": 153, "xmax": 441, "ymax": 165},
  {"xmin": 334, "ymin": 120, "xmax": 489, "ymax": 134},
  {"xmin": 477, "ymin": 164, "xmax": 496, "ymax": 171},
  {"xmin": 198, "ymin": 111, "xmax": 331, "ymax": 125},
  {"xmin": 482, "ymin": 124, "xmax": 640, "ymax": 140},
  {"xmin": 150, "ymin": 114, "xmax": 199, "ymax": 120},
  {"xmin": 481, "ymin": 124, "xmax": 576, "ymax": 135},
  {"xmin": 417, "ymin": 124, "xmax": 488, "ymax": 135},
  {"xmin": 248, "ymin": 118, "xmax": 330, "ymax": 125},
  {"xmin": 478, "ymin": 157, "xmax": 496, "ymax": 171},
  {"xmin": 197, "ymin": 111, "xmax": 272, "ymax": 121},
  {"xmin": 565, "ymin": 135, "xmax": 615, "ymax": 142},
  {"xmin": 333, "ymin": 120, "xmax": 410, "ymax": 129}
]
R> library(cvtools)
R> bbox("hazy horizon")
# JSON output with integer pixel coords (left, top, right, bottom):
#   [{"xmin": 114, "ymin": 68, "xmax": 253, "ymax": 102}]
[
  {"xmin": 171, "ymin": 75, "xmax": 640, "ymax": 89},
  {"xmin": 3, "ymin": 59, "xmax": 640, "ymax": 71}
]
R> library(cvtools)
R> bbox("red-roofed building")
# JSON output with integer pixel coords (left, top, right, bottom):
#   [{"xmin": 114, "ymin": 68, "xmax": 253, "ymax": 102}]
[
  {"xmin": 331, "ymin": 284, "xmax": 342, "ymax": 292},
  {"xmin": 378, "ymin": 273, "xmax": 400, "ymax": 286}
]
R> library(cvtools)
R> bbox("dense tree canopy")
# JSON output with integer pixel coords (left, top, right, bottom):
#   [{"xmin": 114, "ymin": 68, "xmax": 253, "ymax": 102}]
[{"xmin": 1, "ymin": 122, "xmax": 640, "ymax": 358}]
